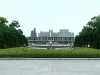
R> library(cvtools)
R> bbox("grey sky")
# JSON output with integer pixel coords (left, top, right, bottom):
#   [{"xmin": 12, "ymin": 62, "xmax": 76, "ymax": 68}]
[{"xmin": 0, "ymin": 0, "xmax": 100, "ymax": 37}]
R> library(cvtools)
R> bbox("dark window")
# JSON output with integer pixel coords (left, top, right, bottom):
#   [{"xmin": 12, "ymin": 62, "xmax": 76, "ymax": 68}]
[
  {"xmin": 43, "ymin": 37, "xmax": 44, "ymax": 40},
  {"xmin": 54, "ymin": 37, "xmax": 56, "ymax": 40},
  {"xmin": 39, "ymin": 37, "xmax": 40, "ymax": 40},
  {"xmin": 61, "ymin": 37, "xmax": 62, "ymax": 40},
  {"xmin": 48, "ymin": 37, "xmax": 50, "ymax": 40},
  {"xmin": 52, "ymin": 37, "xmax": 53, "ymax": 40},
  {"xmin": 45, "ymin": 37, "xmax": 47, "ymax": 40},
  {"xmin": 70, "ymin": 37, "xmax": 71, "ymax": 40},
  {"xmin": 33, "ymin": 37, "xmax": 35, "ymax": 40},
  {"xmin": 50, "ymin": 37, "xmax": 51, "ymax": 40},
  {"xmin": 65, "ymin": 37, "xmax": 67, "ymax": 40}
]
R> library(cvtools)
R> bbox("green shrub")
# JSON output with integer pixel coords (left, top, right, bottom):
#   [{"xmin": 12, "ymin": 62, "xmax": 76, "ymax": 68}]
[{"xmin": 0, "ymin": 47, "xmax": 100, "ymax": 58}]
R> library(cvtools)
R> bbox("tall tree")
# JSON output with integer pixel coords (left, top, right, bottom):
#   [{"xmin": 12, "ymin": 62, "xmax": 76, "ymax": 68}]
[
  {"xmin": 0, "ymin": 17, "xmax": 28, "ymax": 49},
  {"xmin": 74, "ymin": 15, "xmax": 100, "ymax": 49}
]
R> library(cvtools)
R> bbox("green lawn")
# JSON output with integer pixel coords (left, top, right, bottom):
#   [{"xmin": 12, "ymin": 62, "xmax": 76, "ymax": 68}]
[{"xmin": 0, "ymin": 47, "xmax": 100, "ymax": 58}]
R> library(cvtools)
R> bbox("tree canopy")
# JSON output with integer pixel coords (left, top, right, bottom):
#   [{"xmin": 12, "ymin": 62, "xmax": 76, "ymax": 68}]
[
  {"xmin": 0, "ymin": 16, "xmax": 28, "ymax": 49},
  {"xmin": 74, "ymin": 15, "xmax": 100, "ymax": 49}
]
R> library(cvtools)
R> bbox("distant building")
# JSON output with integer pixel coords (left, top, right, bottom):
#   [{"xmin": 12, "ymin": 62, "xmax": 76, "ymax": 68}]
[
  {"xmin": 31, "ymin": 28, "xmax": 37, "ymax": 37},
  {"xmin": 27, "ymin": 28, "xmax": 74, "ymax": 45}
]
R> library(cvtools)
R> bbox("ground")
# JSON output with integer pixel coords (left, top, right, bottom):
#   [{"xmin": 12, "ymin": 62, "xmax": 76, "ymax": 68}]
[{"xmin": 0, "ymin": 60, "xmax": 100, "ymax": 75}]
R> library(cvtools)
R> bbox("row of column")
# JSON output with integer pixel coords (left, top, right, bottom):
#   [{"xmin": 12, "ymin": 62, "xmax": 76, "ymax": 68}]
[{"xmin": 27, "ymin": 37, "xmax": 74, "ymax": 41}]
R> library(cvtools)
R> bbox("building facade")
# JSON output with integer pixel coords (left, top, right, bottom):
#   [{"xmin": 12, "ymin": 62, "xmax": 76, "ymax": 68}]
[
  {"xmin": 31, "ymin": 28, "xmax": 37, "ymax": 37},
  {"xmin": 27, "ymin": 28, "xmax": 74, "ymax": 45}
]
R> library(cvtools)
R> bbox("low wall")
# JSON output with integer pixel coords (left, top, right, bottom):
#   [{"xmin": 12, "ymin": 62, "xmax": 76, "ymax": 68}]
[{"xmin": 32, "ymin": 45, "xmax": 71, "ymax": 49}]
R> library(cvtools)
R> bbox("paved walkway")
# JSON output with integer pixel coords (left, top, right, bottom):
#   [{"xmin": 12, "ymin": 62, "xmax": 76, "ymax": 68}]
[{"xmin": 0, "ymin": 60, "xmax": 100, "ymax": 75}]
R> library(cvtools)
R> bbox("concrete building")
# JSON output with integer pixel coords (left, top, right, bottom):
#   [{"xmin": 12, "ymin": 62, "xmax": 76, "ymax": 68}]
[
  {"xmin": 27, "ymin": 28, "xmax": 74, "ymax": 45},
  {"xmin": 31, "ymin": 28, "xmax": 37, "ymax": 37}
]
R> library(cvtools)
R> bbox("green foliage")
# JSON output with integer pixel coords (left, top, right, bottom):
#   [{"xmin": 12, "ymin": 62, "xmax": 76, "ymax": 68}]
[
  {"xmin": 74, "ymin": 16, "xmax": 100, "ymax": 49},
  {"xmin": 0, "ymin": 47, "xmax": 100, "ymax": 58},
  {"xmin": 0, "ymin": 16, "xmax": 28, "ymax": 49}
]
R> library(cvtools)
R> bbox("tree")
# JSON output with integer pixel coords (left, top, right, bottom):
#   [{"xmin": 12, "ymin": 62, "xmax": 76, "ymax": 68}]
[
  {"xmin": 74, "ymin": 15, "xmax": 100, "ymax": 49},
  {"xmin": 0, "ymin": 16, "xmax": 28, "ymax": 49}
]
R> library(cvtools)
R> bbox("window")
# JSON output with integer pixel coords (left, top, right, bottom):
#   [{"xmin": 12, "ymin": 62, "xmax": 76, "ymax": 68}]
[
  {"xmin": 48, "ymin": 37, "xmax": 50, "ymax": 40},
  {"xmin": 61, "ymin": 37, "xmax": 62, "ymax": 40},
  {"xmin": 45, "ymin": 37, "xmax": 47, "ymax": 40},
  {"xmin": 39, "ymin": 37, "xmax": 40, "ymax": 40},
  {"xmin": 54, "ymin": 37, "xmax": 56, "ymax": 40},
  {"xmin": 65, "ymin": 37, "xmax": 67, "ymax": 40},
  {"xmin": 52, "ymin": 37, "xmax": 53, "ymax": 40}
]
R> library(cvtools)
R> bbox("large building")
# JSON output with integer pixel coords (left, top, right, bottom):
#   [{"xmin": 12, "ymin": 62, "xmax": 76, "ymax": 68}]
[
  {"xmin": 31, "ymin": 28, "xmax": 37, "ymax": 37},
  {"xmin": 27, "ymin": 28, "xmax": 74, "ymax": 45}
]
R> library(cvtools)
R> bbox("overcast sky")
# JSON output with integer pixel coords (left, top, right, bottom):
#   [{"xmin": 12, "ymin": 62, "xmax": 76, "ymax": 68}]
[{"xmin": 0, "ymin": 0, "xmax": 100, "ymax": 37}]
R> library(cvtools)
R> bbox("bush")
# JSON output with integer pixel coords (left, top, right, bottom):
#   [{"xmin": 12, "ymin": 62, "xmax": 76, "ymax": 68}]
[{"xmin": 0, "ymin": 47, "xmax": 100, "ymax": 58}]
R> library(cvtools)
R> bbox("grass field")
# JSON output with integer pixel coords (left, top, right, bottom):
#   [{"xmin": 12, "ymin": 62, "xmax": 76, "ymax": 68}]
[{"xmin": 0, "ymin": 47, "xmax": 100, "ymax": 58}]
